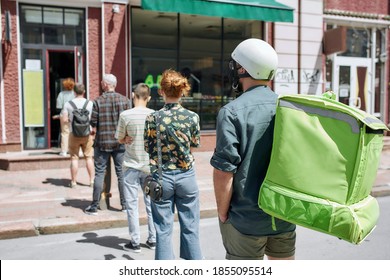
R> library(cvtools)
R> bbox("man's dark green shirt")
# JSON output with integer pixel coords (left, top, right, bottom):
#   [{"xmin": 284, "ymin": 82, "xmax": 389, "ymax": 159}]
[{"xmin": 210, "ymin": 86, "xmax": 295, "ymax": 236}]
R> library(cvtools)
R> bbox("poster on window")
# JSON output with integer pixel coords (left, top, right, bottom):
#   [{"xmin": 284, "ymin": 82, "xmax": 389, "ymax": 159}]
[{"xmin": 23, "ymin": 69, "xmax": 44, "ymax": 127}]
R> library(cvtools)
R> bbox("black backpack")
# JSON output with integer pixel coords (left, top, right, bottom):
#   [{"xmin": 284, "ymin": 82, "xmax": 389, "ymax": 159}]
[{"xmin": 69, "ymin": 100, "xmax": 90, "ymax": 137}]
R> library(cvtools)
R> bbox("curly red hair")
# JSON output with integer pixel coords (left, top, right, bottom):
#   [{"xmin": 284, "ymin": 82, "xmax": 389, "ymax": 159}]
[
  {"xmin": 160, "ymin": 69, "xmax": 191, "ymax": 98},
  {"xmin": 62, "ymin": 78, "xmax": 75, "ymax": 91}
]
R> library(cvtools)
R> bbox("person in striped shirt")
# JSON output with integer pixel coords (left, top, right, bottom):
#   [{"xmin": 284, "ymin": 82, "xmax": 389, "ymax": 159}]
[{"xmin": 115, "ymin": 83, "xmax": 156, "ymax": 253}]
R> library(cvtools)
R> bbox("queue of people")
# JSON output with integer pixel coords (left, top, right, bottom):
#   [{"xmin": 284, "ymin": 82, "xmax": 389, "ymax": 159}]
[{"xmin": 58, "ymin": 38, "xmax": 295, "ymax": 261}]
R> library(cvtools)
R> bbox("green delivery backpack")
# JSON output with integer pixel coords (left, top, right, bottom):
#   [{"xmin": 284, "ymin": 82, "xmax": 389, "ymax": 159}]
[{"xmin": 258, "ymin": 92, "xmax": 389, "ymax": 244}]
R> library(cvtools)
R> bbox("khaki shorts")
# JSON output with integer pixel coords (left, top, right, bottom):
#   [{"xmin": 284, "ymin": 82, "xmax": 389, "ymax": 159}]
[
  {"xmin": 68, "ymin": 133, "xmax": 94, "ymax": 160},
  {"xmin": 219, "ymin": 220, "xmax": 296, "ymax": 260}
]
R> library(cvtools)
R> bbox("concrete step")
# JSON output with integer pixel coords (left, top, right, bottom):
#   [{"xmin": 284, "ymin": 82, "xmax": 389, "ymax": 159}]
[
  {"xmin": 1, "ymin": 136, "xmax": 390, "ymax": 171},
  {"xmin": 0, "ymin": 149, "xmax": 85, "ymax": 171}
]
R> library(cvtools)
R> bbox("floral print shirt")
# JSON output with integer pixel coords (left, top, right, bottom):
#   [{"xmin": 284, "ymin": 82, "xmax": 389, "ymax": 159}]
[{"xmin": 144, "ymin": 103, "xmax": 200, "ymax": 173}]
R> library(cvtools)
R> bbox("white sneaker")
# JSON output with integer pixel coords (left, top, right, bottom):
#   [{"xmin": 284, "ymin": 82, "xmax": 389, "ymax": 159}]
[{"xmin": 59, "ymin": 152, "xmax": 67, "ymax": 156}]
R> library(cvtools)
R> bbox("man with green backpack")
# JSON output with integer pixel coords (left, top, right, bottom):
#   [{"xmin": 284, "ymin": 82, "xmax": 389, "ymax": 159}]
[{"xmin": 210, "ymin": 38, "xmax": 296, "ymax": 260}]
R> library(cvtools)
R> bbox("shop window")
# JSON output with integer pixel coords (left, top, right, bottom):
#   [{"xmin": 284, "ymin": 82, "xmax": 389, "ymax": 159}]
[
  {"xmin": 44, "ymin": 26, "xmax": 63, "ymax": 45},
  {"xmin": 340, "ymin": 27, "xmax": 370, "ymax": 58},
  {"xmin": 20, "ymin": 4, "xmax": 85, "ymax": 46},
  {"xmin": 22, "ymin": 25, "xmax": 42, "ymax": 44},
  {"xmin": 22, "ymin": 5, "xmax": 42, "ymax": 24},
  {"xmin": 131, "ymin": 8, "xmax": 262, "ymax": 130},
  {"xmin": 43, "ymin": 7, "xmax": 63, "ymax": 25},
  {"xmin": 65, "ymin": 9, "xmax": 82, "ymax": 26}
]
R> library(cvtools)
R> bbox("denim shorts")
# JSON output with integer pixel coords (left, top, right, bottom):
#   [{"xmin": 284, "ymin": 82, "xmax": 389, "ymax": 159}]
[{"xmin": 219, "ymin": 219, "xmax": 296, "ymax": 260}]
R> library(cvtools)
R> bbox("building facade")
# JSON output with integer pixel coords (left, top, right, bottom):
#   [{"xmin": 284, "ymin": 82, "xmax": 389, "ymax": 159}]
[{"xmin": 0, "ymin": 0, "xmax": 389, "ymax": 153}]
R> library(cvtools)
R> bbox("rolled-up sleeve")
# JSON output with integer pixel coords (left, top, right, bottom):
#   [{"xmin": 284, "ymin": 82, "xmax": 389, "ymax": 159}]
[{"xmin": 210, "ymin": 107, "xmax": 241, "ymax": 173}]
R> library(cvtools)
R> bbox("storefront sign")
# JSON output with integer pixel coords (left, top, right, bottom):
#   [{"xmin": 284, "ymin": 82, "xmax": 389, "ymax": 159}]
[
  {"xmin": 145, "ymin": 74, "xmax": 162, "ymax": 89},
  {"xmin": 23, "ymin": 70, "xmax": 44, "ymax": 127}
]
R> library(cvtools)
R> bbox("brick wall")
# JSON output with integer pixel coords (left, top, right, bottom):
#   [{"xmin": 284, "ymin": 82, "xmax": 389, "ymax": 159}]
[
  {"xmin": 103, "ymin": 3, "xmax": 128, "ymax": 97},
  {"xmin": 324, "ymin": 0, "xmax": 389, "ymax": 14},
  {"xmin": 1, "ymin": 0, "xmax": 20, "ymax": 146},
  {"xmin": 87, "ymin": 7, "xmax": 102, "ymax": 101}
]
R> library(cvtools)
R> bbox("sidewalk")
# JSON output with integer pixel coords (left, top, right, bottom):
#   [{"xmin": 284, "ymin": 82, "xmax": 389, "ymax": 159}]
[
  {"xmin": 0, "ymin": 151, "xmax": 216, "ymax": 240},
  {"xmin": 1, "ymin": 149, "xmax": 390, "ymax": 240}
]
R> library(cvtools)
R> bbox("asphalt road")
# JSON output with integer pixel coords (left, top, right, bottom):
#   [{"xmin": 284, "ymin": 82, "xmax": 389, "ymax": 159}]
[{"xmin": 1, "ymin": 196, "xmax": 389, "ymax": 260}]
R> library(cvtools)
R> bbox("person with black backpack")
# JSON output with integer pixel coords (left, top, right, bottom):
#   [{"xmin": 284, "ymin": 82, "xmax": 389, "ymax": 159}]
[{"xmin": 62, "ymin": 83, "xmax": 95, "ymax": 188}]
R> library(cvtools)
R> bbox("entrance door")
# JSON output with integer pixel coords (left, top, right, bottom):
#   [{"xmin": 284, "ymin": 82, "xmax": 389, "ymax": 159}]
[
  {"xmin": 47, "ymin": 50, "xmax": 75, "ymax": 148},
  {"xmin": 333, "ymin": 57, "xmax": 372, "ymax": 113}
]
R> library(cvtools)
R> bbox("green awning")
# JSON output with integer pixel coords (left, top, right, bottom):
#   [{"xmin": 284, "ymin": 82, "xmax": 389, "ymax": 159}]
[{"xmin": 141, "ymin": 0, "xmax": 294, "ymax": 22}]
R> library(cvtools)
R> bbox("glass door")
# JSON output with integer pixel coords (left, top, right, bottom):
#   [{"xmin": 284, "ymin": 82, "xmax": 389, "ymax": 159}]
[
  {"xmin": 74, "ymin": 46, "xmax": 84, "ymax": 84},
  {"xmin": 333, "ymin": 57, "xmax": 372, "ymax": 113}
]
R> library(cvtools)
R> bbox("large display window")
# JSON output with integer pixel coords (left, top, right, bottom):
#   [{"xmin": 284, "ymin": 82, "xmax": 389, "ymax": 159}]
[{"xmin": 131, "ymin": 8, "xmax": 262, "ymax": 129}]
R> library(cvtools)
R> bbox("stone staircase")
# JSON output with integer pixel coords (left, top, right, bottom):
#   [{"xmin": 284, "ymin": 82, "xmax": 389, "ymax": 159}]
[{"xmin": 0, "ymin": 149, "xmax": 85, "ymax": 171}]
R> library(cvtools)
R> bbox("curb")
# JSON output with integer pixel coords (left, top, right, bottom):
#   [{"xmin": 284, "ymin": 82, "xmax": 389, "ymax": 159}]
[{"xmin": 0, "ymin": 208, "xmax": 218, "ymax": 240}]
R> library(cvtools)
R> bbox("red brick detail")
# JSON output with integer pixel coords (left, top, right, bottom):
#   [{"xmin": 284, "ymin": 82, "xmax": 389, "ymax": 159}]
[
  {"xmin": 1, "ymin": 1, "xmax": 20, "ymax": 144},
  {"xmin": 103, "ymin": 3, "xmax": 128, "ymax": 97},
  {"xmin": 324, "ymin": 0, "xmax": 389, "ymax": 15},
  {"xmin": 87, "ymin": 7, "xmax": 102, "ymax": 101}
]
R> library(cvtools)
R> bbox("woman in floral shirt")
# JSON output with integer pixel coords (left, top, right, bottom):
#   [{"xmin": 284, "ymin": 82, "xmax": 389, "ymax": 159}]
[{"xmin": 144, "ymin": 69, "xmax": 202, "ymax": 260}]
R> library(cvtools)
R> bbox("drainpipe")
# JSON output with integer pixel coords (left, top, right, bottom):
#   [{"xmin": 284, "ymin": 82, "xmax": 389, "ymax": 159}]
[
  {"xmin": 101, "ymin": 2, "xmax": 105, "ymax": 79},
  {"xmin": 125, "ymin": 6, "xmax": 129, "ymax": 99},
  {"xmin": 371, "ymin": 27, "xmax": 376, "ymax": 116},
  {"xmin": 385, "ymin": 28, "xmax": 389, "ymax": 126},
  {"xmin": 0, "ymin": 7, "xmax": 6, "ymax": 144}
]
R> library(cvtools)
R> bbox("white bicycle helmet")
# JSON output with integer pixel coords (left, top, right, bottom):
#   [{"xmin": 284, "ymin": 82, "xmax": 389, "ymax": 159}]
[{"xmin": 231, "ymin": 38, "xmax": 278, "ymax": 81}]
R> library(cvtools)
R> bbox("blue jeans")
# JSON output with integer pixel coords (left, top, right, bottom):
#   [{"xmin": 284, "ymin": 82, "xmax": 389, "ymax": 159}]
[
  {"xmin": 92, "ymin": 147, "xmax": 125, "ymax": 208},
  {"xmin": 151, "ymin": 167, "xmax": 202, "ymax": 260},
  {"xmin": 123, "ymin": 167, "xmax": 156, "ymax": 245}
]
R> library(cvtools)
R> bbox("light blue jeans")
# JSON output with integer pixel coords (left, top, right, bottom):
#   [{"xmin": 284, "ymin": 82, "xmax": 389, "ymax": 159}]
[
  {"xmin": 151, "ymin": 167, "xmax": 202, "ymax": 260},
  {"xmin": 123, "ymin": 167, "xmax": 156, "ymax": 246}
]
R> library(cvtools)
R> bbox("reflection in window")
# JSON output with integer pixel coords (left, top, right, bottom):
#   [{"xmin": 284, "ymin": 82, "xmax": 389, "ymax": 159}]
[
  {"xmin": 43, "ymin": 7, "xmax": 63, "ymax": 25},
  {"xmin": 22, "ymin": 26, "xmax": 42, "ymax": 44},
  {"xmin": 65, "ymin": 9, "xmax": 82, "ymax": 26},
  {"xmin": 131, "ymin": 8, "xmax": 263, "ymax": 130},
  {"xmin": 131, "ymin": 9, "xmax": 177, "ymax": 102},
  {"xmin": 21, "ymin": 5, "xmax": 42, "ymax": 23},
  {"xmin": 338, "ymin": 65, "xmax": 350, "ymax": 105},
  {"xmin": 340, "ymin": 28, "xmax": 370, "ymax": 58},
  {"xmin": 44, "ymin": 26, "xmax": 63, "ymax": 45}
]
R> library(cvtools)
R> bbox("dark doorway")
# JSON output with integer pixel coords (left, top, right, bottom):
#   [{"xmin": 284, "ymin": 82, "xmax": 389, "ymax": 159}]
[{"xmin": 48, "ymin": 51, "xmax": 75, "ymax": 148}]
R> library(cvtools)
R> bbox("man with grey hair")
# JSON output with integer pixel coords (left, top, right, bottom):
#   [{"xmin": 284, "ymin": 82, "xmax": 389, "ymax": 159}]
[{"xmin": 85, "ymin": 74, "xmax": 131, "ymax": 215}]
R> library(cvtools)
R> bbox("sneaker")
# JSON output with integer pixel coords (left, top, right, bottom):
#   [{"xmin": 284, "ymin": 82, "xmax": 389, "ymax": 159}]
[
  {"xmin": 59, "ymin": 152, "xmax": 67, "ymax": 157},
  {"xmin": 121, "ymin": 206, "xmax": 127, "ymax": 212},
  {"xmin": 84, "ymin": 205, "xmax": 98, "ymax": 216},
  {"xmin": 123, "ymin": 242, "xmax": 141, "ymax": 253},
  {"xmin": 145, "ymin": 240, "xmax": 156, "ymax": 250},
  {"xmin": 68, "ymin": 182, "xmax": 77, "ymax": 188}
]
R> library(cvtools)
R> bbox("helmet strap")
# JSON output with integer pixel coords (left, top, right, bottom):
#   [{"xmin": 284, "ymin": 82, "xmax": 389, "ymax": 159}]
[{"xmin": 229, "ymin": 60, "xmax": 240, "ymax": 91}]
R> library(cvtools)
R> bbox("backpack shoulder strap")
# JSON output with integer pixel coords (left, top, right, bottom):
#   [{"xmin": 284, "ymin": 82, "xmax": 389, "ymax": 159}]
[
  {"xmin": 82, "ymin": 100, "xmax": 89, "ymax": 109},
  {"xmin": 69, "ymin": 100, "xmax": 77, "ymax": 110}
]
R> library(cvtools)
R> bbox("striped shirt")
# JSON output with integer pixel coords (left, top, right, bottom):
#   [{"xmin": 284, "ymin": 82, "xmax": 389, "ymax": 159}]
[
  {"xmin": 115, "ymin": 107, "xmax": 154, "ymax": 173},
  {"xmin": 90, "ymin": 91, "xmax": 130, "ymax": 152}
]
